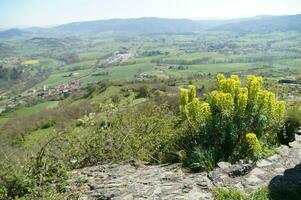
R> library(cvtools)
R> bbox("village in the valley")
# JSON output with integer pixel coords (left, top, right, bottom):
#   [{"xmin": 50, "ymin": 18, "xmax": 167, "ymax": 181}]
[{"xmin": 1, "ymin": 80, "xmax": 81, "ymax": 114}]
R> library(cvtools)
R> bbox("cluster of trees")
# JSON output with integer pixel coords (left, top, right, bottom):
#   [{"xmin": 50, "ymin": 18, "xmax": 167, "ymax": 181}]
[
  {"xmin": 141, "ymin": 50, "xmax": 166, "ymax": 57},
  {"xmin": 151, "ymin": 57, "xmax": 211, "ymax": 65},
  {"xmin": 56, "ymin": 53, "xmax": 79, "ymax": 64},
  {"xmin": 0, "ymin": 64, "xmax": 52, "ymax": 95},
  {"xmin": 0, "ymin": 65, "xmax": 23, "ymax": 81}
]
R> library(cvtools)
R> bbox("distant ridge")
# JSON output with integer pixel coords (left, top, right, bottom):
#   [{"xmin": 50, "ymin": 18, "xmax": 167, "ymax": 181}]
[
  {"xmin": 212, "ymin": 14, "xmax": 301, "ymax": 33},
  {"xmin": 1, "ymin": 14, "xmax": 301, "ymax": 37},
  {"xmin": 54, "ymin": 17, "xmax": 228, "ymax": 33},
  {"xmin": 54, "ymin": 15, "xmax": 301, "ymax": 34},
  {"xmin": 0, "ymin": 28, "xmax": 26, "ymax": 38}
]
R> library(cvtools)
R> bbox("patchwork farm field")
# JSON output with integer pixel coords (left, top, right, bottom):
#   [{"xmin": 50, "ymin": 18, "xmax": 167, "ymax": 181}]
[
  {"xmin": 0, "ymin": 31, "xmax": 300, "ymax": 120},
  {"xmin": 18, "ymin": 34, "xmax": 301, "ymax": 88}
]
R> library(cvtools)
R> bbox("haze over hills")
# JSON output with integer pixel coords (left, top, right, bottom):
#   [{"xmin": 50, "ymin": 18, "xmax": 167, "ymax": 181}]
[
  {"xmin": 54, "ymin": 14, "xmax": 301, "ymax": 34},
  {"xmin": 0, "ymin": 14, "xmax": 301, "ymax": 37},
  {"xmin": 0, "ymin": 28, "xmax": 28, "ymax": 38},
  {"xmin": 53, "ymin": 17, "xmax": 229, "ymax": 33},
  {"xmin": 213, "ymin": 14, "xmax": 301, "ymax": 33}
]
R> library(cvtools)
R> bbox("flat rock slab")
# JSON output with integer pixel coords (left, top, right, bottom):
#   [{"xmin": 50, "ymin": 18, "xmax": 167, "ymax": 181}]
[
  {"xmin": 67, "ymin": 163, "xmax": 213, "ymax": 200},
  {"xmin": 67, "ymin": 134, "xmax": 301, "ymax": 200}
]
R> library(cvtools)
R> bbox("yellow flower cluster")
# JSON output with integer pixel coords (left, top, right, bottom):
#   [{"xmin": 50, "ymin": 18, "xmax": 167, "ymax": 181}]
[
  {"xmin": 276, "ymin": 101, "xmax": 286, "ymax": 123},
  {"xmin": 254, "ymin": 89, "xmax": 285, "ymax": 124},
  {"xmin": 179, "ymin": 88, "xmax": 189, "ymax": 115},
  {"xmin": 179, "ymin": 74, "xmax": 286, "ymax": 132},
  {"xmin": 215, "ymin": 74, "xmax": 285, "ymax": 124},
  {"xmin": 179, "ymin": 86, "xmax": 212, "ymax": 127},
  {"xmin": 188, "ymin": 85, "xmax": 196, "ymax": 102},
  {"xmin": 208, "ymin": 91, "xmax": 234, "ymax": 112},
  {"xmin": 194, "ymin": 102, "xmax": 212, "ymax": 125},
  {"xmin": 217, "ymin": 74, "xmax": 241, "ymax": 96},
  {"xmin": 247, "ymin": 75, "xmax": 263, "ymax": 101},
  {"xmin": 245, "ymin": 133, "xmax": 262, "ymax": 158},
  {"xmin": 257, "ymin": 90, "xmax": 276, "ymax": 115},
  {"xmin": 237, "ymin": 88, "xmax": 248, "ymax": 113},
  {"xmin": 214, "ymin": 74, "xmax": 247, "ymax": 113}
]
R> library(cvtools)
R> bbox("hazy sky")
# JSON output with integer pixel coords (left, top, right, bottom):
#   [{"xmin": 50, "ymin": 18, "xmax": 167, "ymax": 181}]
[{"xmin": 1, "ymin": 0, "xmax": 301, "ymax": 27}]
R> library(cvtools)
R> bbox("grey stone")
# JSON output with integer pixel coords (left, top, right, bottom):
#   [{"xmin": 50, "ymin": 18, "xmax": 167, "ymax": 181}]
[
  {"xmin": 187, "ymin": 188, "xmax": 212, "ymax": 200},
  {"xmin": 78, "ymin": 196, "xmax": 89, "ymax": 200},
  {"xmin": 276, "ymin": 145, "xmax": 290, "ymax": 156},
  {"xmin": 196, "ymin": 176, "xmax": 213, "ymax": 189},
  {"xmin": 274, "ymin": 167, "xmax": 285, "ymax": 173},
  {"xmin": 295, "ymin": 134, "xmax": 301, "ymax": 141},
  {"xmin": 119, "ymin": 193, "xmax": 134, "ymax": 200},
  {"xmin": 246, "ymin": 175, "xmax": 263, "ymax": 186},
  {"xmin": 289, "ymin": 141, "xmax": 301, "ymax": 148},
  {"xmin": 233, "ymin": 182, "xmax": 244, "ymax": 191},
  {"xmin": 256, "ymin": 159, "xmax": 273, "ymax": 167},
  {"xmin": 250, "ymin": 168, "xmax": 265, "ymax": 176},
  {"xmin": 217, "ymin": 162, "xmax": 232, "ymax": 170},
  {"xmin": 267, "ymin": 154, "xmax": 279, "ymax": 161}
]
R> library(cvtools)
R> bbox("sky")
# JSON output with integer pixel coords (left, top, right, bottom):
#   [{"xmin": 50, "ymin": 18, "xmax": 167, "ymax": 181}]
[{"xmin": 1, "ymin": 0, "xmax": 301, "ymax": 28}]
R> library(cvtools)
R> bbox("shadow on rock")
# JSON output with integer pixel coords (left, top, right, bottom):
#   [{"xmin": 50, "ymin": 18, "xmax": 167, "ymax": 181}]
[{"xmin": 268, "ymin": 163, "xmax": 301, "ymax": 200}]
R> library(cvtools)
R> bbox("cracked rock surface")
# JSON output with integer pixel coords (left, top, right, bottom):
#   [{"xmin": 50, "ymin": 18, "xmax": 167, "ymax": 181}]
[{"xmin": 67, "ymin": 134, "xmax": 301, "ymax": 200}]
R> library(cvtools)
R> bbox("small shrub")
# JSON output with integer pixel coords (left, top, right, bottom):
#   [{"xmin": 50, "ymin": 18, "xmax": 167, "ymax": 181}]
[
  {"xmin": 278, "ymin": 107, "xmax": 301, "ymax": 145},
  {"xmin": 111, "ymin": 94, "xmax": 122, "ymax": 104},
  {"xmin": 77, "ymin": 113, "xmax": 97, "ymax": 127},
  {"xmin": 184, "ymin": 148, "xmax": 218, "ymax": 172},
  {"xmin": 122, "ymin": 90, "xmax": 131, "ymax": 97},
  {"xmin": 250, "ymin": 187, "xmax": 269, "ymax": 200},
  {"xmin": 98, "ymin": 102, "xmax": 181, "ymax": 163},
  {"xmin": 23, "ymin": 187, "xmax": 69, "ymax": 200},
  {"xmin": 0, "ymin": 134, "xmax": 70, "ymax": 199},
  {"xmin": 135, "ymin": 84, "xmax": 151, "ymax": 98},
  {"xmin": 213, "ymin": 187, "xmax": 246, "ymax": 200},
  {"xmin": 0, "ymin": 186, "xmax": 7, "ymax": 200},
  {"xmin": 58, "ymin": 102, "xmax": 182, "ymax": 168},
  {"xmin": 214, "ymin": 187, "xmax": 269, "ymax": 200},
  {"xmin": 0, "ymin": 161, "xmax": 34, "ymax": 199}
]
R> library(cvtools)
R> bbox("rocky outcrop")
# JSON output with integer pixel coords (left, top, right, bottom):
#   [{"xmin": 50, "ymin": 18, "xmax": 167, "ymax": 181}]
[{"xmin": 67, "ymin": 134, "xmax": 301, "ymax": 200}]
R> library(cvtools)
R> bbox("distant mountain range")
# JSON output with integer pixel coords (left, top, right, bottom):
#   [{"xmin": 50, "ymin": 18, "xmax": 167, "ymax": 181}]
[
  {"xmin": 0, "ymin": 28, "xmax": 27, "ymax": 38},
  {"xmin": 212, "ymin": 14, "xmax": 301, "ymax": 33},
  {"xmin": 53, "ymin": 17, "xmax": 228, "ymax": 33},
  {"xmin": 1, "ymin": 14, "xmax": 301, "ymax": 38}
]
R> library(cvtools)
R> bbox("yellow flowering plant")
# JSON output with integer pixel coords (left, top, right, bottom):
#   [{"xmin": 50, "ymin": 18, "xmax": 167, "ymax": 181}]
[
  {"xmin": 179, "ymin": 74, "xmax": 286, "ymax": 165},
  {"xmin": 245, "ymin": 133, "xmax": 262, "ymax": 159},
  {"xmin": 179, "ymin": 86, "xmax": 212, "ymax": 129}
]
